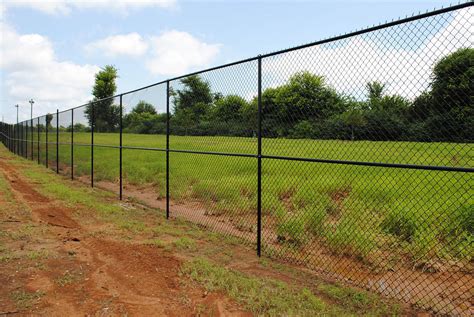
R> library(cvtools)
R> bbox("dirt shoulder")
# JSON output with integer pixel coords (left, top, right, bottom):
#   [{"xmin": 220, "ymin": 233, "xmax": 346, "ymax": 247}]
[{"xmin": 0, "ymin": 154, "xmax": 247, "ymax": 316}]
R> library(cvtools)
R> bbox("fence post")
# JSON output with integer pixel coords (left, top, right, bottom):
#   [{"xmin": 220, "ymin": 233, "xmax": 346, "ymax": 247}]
[
  {"xmin": 257, "ymin": 56, "xmax": 262, "ymax": 257},
  {"xmin": 46, "ymin": 117, "xmax": 49, "ymax": 168},
  {"xmin": 71, "ymin": 109, "xmax": 74, "ymax": 180},
  {"xmin": 21, "ymin": 122, "xmax": 23, "ymax": 157},
  {"xmin": 31, "ymin": 117, "xmax": 33, "ymax": 160},
  {"xmin": 24, "ymin": 122, "xmax": 27, "ymax": 158},
  {"xmin": 91, "ymin": 103, "xmax": 94, "ymax": 188},
  {"xmin": 166, "ymin": 80, "xmax": 170, "ymax": 219},
  {"xmin": 119, "ymin": 95, "xmax": 123, "ymax": 200},
  {"xmin": 56, "ymin": 109, "xmax": 59, "ymax": 174},
  {"xmin": 37, "ymin": 117, "xmax": 40, "ymax": 164}
]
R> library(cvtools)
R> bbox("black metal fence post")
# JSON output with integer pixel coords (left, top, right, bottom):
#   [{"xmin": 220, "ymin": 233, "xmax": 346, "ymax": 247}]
[
  {"xmin": 71, "ymin": 109, "xmax": 74, "ymax": 180},
  {"xmin": 24, "ymin": 122, "xmax": 27, "ymax": 158},
  {"xmin": 257, "ymin": 56, "xmax": 262, "ymax": 257},
  {"xmin": 166, "ymin": 80, "xmax": 170, "ymax": 219},
  {"xmin": 37, "ymin": 117, "xmax": 40, "ymax": 164},
  {"xmin": 46, "ymin": 118, "xmax": 49, "ymax": 168},
  {"xmin": 91, "ymin": 103, "xmax": 94, "ymax": 188},
  {"xmin": 56, "ymin": 109, "xmax": 59, "ymax": 174},
  {"xmin": 31, "ymin": 118, "xmax": 33, "ymax": 160},
  {"xmin": 17, "ymin": 123, "xmax": 19, "ymax": 156},
  {"xmin": 119, "ymin": 95, "xmax": 123, "ymax": 200}
]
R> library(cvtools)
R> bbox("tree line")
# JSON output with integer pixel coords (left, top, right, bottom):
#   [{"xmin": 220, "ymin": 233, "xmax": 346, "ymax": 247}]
[{"xmin": 46, "ymin": 48, "xmax": 473, "ymax": 142}]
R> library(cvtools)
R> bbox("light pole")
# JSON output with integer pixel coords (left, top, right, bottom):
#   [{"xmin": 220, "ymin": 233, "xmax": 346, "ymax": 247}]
[
  {"xmin": 29, "ymin": 99, "xmax": 34, "ymax": 121},
  {"xmin": 15, "ymin": 104, "xmax": 19, "ymax": 124}
]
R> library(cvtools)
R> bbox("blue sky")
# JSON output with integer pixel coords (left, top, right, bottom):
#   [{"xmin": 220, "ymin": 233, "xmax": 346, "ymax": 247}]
[{"xmin": 0, "ymin": 0, "xmax": 464, "ymax": 122}]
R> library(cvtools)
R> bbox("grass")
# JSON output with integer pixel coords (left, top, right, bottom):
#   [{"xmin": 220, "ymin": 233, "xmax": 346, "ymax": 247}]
[
  {"xmin": 55, "ymin": 270, "xmax": 82, "ymax": 287},
  {"xmin": 173, "ymin": 237, "xmax": 196, "ymax": 250},
  {"xmin": 16, "ymin": 133, "xmax": 474, "ymax": 268},
  {"xmin": 10, "ymin": 290, "xmax": 45, "ymax": 310},
  {"xmin": 182, "ymin": 257, "xmax": 399, "ymax": 316},
  {"xmin": 182, "ymin": 257, "xmax": 327, "ymax": 316}
]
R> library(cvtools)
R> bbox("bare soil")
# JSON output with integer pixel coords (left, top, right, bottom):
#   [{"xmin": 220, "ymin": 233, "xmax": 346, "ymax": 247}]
[{"xmin": 0, "ymin": 157, "xmax": 249, "ymax": 316}]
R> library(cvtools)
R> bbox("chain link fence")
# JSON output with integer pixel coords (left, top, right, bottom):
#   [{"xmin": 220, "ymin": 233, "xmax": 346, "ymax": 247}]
[{"xmin": 1, "ymin": 3, "xmax": 473, "ymax": 315}]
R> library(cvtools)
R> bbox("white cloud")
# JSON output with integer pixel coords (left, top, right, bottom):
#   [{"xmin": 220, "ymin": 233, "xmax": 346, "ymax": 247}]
[
  {"xmin": 85, "ymin": 33, "xmax": 148, "ymax": 57},
  {"xmin": 2, "ymin": 0, "xmax": 177, "ymax": 15},
  {"xmin": 0, "ymin": 3, "xmax": 6, "ymax": 19},
  {"xmin": 263, "ymin": 8, "xmax": 472, "ymax": 100},
  {"xmin": 0, "ymin": 22, "xmax": 99, "ymax": 122},
  {"xmin": 146, "ymin": 30, "xmax": 221, "ymax": 76}
]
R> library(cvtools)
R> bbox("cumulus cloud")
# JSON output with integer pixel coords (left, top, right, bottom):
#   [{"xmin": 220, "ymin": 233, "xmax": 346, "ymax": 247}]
[
  {"xmin": 85, "ymin": 33, "xmax": 148, "ymax": 57},
  {"xmin": 263, "ymin": 8, "xmax": 472, "ymax": 100},
  {"xmin": 2, "ymin": 0, "xmax": 177, "ymax": 15},
  {"xmin": 146, "ymin": 30, "xmax": 221, "ymax": 76},
  {"xmin": 0, "ymin": 22, "xmax": 99, "ymax": 122}
]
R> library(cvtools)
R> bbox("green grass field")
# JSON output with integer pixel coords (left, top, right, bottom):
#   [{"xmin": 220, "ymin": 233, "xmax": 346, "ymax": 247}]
[{"xmin": 26, "ymin": 132, "xmax": 474, "ymax": 268}]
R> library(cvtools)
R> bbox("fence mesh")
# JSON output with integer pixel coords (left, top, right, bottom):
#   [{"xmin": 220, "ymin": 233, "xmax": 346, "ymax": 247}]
[{"xmin": 0, "ymin": 3, "xmax": 472, "ymax": 316}]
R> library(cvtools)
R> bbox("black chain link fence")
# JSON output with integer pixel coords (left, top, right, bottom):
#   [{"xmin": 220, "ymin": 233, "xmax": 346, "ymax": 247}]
[{"xmin": 1, "ymin": 3, "xmax": 472, "ymax": 315}]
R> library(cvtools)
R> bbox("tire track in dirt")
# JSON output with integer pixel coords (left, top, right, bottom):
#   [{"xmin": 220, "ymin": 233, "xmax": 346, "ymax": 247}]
[{"xmin": 0, "ymin": 158, "xmax": 249, "ymax": 316}]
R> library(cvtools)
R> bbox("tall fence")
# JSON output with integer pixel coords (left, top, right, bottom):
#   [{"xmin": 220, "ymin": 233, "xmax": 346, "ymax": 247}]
[{"xmin": 1, "ymin": 3, "xmax": 473, "ymax": 315}]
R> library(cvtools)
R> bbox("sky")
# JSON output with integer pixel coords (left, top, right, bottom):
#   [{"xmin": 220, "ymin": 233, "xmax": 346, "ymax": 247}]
[{"xmin": 0, "ymin": 0, "xmax": 468, "ymax": 123}]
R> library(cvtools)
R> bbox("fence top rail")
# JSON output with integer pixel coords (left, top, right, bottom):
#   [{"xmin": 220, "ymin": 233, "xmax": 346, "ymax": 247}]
[{"xmin": 1, "ymin": 1, "xmax": 468, "ymax": 121}]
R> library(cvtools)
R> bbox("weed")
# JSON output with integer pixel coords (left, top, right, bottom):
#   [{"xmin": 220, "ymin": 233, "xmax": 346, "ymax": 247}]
[
  {"xmin": 174, "ymin": 237, "xmax": 196, "ymax": 251},
  {"xmin": 55, "ymin": 270, "xmax": 82, "ymax": 286},
  {"xmin": 182, "ymin": 257, "xmax": 328, "ymax": 315},
  {"xmin": 11, "ymin": 290, "xmax": 45, "ymax": 309}
]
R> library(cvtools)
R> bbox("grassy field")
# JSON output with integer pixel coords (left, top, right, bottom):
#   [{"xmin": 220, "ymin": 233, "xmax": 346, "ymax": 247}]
[{"xmin": 24, "ymin": 132, "xmax": 474, "ymax": 268}]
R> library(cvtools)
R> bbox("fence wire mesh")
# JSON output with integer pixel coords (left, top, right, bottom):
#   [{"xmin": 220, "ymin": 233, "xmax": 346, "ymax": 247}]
[{"xmin": 0, "ymin": 3, "xmax": 472, "ymax": 316}]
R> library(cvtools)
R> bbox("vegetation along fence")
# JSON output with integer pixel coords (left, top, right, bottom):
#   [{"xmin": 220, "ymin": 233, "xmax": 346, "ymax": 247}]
[{"xmin": 1, "ymin": 3, "xmax": 473, "ymax": 315}]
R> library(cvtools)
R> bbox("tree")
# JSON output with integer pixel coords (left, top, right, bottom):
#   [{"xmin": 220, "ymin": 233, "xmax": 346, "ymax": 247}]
[
  {"xmin": 171, "ymin": 75, "xmax": 214, "ymax": 135},
  {"xmin": 84, "ymin": 65, "xmax": 120, "ymax": 132},
  {"xmin": 277, "ymin": 72, "xmax": 345, "ymax": 124},
  {"xmin": 424, "ymin": 48, "xmax": 473, "ymax": 141},
  {"xmin": 207, "ymin": 95, "xmax": 249, "ymax": 136},
  {"xmin": 340, "ymin": 100, "xmax": 367, "ymax": 141},
  {"xmin": 367, "ymin": 81, "xmax": 385, "ymax": 105},
  {"xmin": 364, "ymin": 86, "xmax": 410, "ymax": 141},
  {"xmin": 45, "ymin": 113, "xmax": 53, "ymax": 129},
  {"xmin": 173, "ymin": 75, "xmax": 213, "ymax": 120},
  {"xmin": 130, "ymin": 100, "xmax": 157, "ymax": 115},
  {"xmin": 123, "ymin": 101, "xmax": 163, "ymax": 134}
]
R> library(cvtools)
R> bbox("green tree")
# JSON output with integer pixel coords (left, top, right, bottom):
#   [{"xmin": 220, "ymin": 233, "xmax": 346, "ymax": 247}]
[
  {"xmin": 340, "ymin": 101, "xmax": 367, "ymax": 141},
  {"xmin": 123, "ymin": 101, "xmax": 163, "ymax": 134},
  {"xmin": 208, "ymin": 95, "xmax": 249, "ymax": 136},
  {"xmin": 173, "ymin": 75, "xmax": 213, "ymax": 120},
  {"xmin": 366, "ymin": 81, "xmax": 385, "ymax": 105},
  {"xmin": 130, "ymin": 100, "xmax": 157, "ymax": 115},
  {"xmin": 413, "ymin": 48, "xmax": 473, "ymax": 141},
  {"xmin": 277, "ymin": 71, "xmax": 345, "ymax": 124},
  {"xmin": 45, "ymin": 113, "xmax": 53, "ymax": 129},
  {"xmin": 85, "ymin": 65, "xmax": 120, "ymax": 132},
  {"xmin": 171, "ymin": 75, "xmax": 214, "ymax": 135},
  {"xmin": 360, "ymin": 81, "xmax": 410, "ymax": 140}
]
